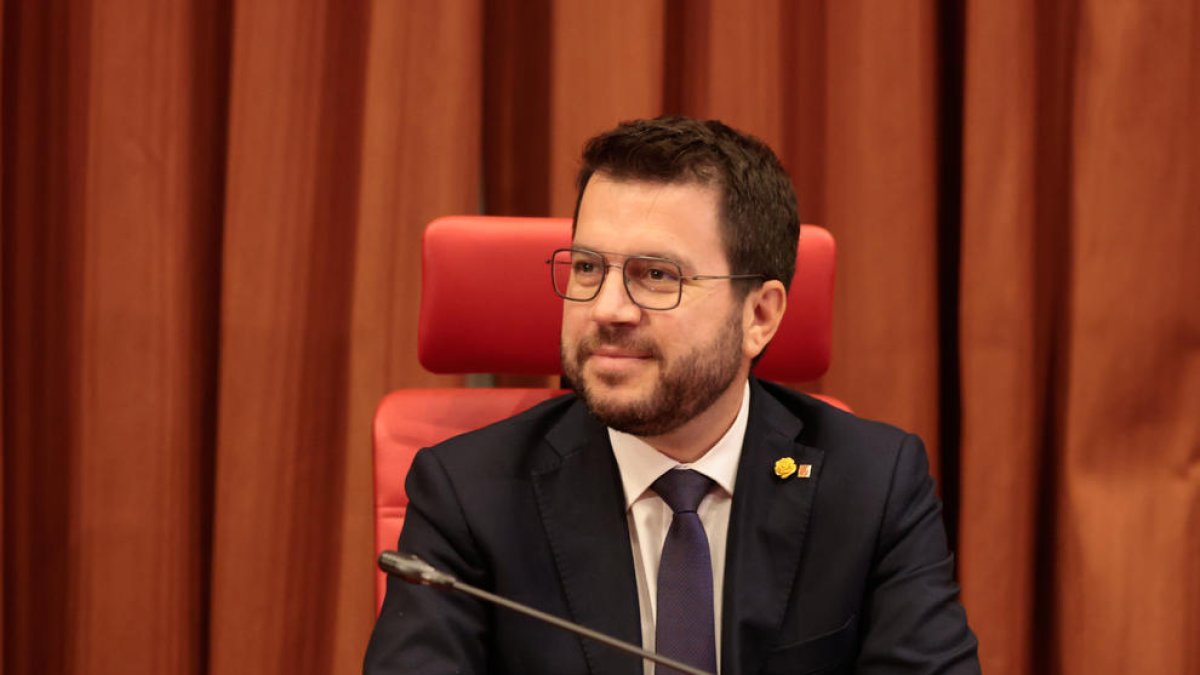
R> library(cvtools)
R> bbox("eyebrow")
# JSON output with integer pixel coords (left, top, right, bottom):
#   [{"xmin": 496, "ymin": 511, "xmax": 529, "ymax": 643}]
[{"xmin": 571, "ymin": 244, "xmax": 696, "ymax": 271}]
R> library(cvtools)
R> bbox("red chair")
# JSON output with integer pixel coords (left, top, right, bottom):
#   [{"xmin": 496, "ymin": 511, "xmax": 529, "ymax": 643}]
[{"xmin": 372, "ymin": 216, "xmax": 842, "ymax": 611}]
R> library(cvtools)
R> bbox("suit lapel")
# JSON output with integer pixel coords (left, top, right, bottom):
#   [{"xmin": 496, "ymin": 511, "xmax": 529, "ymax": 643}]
[
  {"xmin": 533, "ymin": 400, "xmax": 643, "ymax": 675},
  {"xmin": 722, "ymin": 379, "xmax": 824, "ymax": 675}
]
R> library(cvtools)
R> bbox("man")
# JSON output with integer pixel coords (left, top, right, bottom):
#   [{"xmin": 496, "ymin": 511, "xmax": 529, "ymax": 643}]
[{"xmin": 365, "ymin": 117, "xmax": 979, "ymax": 674}]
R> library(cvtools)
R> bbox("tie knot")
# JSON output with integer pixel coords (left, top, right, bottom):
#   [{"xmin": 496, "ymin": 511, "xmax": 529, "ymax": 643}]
[{"xmin": 652, "ymin": 469, "xmax": 714, "ymax": 514}]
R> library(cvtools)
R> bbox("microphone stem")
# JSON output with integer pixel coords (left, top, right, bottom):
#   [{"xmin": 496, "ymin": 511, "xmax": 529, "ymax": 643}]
[{"xmin": 449, "ymin": 579, "xmax": 712, "ymax": 675}]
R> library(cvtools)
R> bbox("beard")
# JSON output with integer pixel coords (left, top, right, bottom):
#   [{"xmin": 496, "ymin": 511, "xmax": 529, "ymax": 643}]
[{"xmin": 561, "ymin": 311, "xmax": 744, "ymax": 437}]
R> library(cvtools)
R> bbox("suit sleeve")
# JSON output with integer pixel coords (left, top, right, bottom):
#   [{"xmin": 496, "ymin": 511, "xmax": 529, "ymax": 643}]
[
  {"xmin": 856, "ymin": 433, "xmax": 981, "ymax": 674},
  {"xmin": 363, "ymin": 448, "xmax": 490, "ymax": 675}
]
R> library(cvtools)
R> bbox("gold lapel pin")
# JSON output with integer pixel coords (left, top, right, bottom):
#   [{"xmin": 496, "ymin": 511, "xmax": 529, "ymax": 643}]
[
  {"xmin": 774, "ymin": 457, "xmax": 797, "ymax": 479},
  {"xmin": 795, "ymin": 464, "xmax": 812, "ymax": 479}
]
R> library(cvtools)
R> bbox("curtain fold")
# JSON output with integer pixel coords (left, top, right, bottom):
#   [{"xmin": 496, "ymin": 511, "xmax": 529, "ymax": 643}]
[
  {"xmin": 817, "ymin": 2, "xmax": 944, "ymax": 472},
  {"xmin": 1054, "ymin": 2, "xmax": 1199, "ymax": 670},
  {"xmin": 3, "ymin": 2, "xmax": 1196, "ymax": 674},
  {"xmin": 207, "ymin": 1, "xmax": 369, "ymax": 671},
  {"xmin": 958, "ymin": 1, "xmax": 1078, "ymax": 669},
  {"xmin": 3, "ymin": 1, "xmax": 226, "ymax": 672}
]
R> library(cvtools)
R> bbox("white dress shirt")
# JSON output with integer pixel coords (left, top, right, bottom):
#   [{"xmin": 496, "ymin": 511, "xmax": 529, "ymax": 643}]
[{"xmin": 608, "ymin": 380, "xmax": 750, "ymax": 675}]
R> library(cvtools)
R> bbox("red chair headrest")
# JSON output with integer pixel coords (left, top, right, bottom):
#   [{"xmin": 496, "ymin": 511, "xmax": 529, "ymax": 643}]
[{"xmin": 418, "ymin": 216, "xmax": 834, "ymax": 382}]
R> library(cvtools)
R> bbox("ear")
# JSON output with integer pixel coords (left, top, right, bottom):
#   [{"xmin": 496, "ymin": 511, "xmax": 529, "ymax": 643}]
[{"xmin": 741, "ymin": 280, "xmax": 787, "ymax": 360}]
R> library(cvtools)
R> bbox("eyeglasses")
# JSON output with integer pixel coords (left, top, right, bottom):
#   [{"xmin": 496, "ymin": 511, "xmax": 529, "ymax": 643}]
[{"xmin": 547, "ymin": 247, "xmax": 765, "ymax": 311}]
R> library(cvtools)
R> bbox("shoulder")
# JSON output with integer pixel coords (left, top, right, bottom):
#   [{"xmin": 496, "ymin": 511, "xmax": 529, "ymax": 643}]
[
  {"xmin": 755, "ymin": 379, "xmax": 915, "ymax": 452},
  {"xmin": 419, "ymin": 392, "xmax": 592, "ymax": 473},
  {"xmin": 752, "ymin": 378, "xmax": 930, "ymax": 502}
]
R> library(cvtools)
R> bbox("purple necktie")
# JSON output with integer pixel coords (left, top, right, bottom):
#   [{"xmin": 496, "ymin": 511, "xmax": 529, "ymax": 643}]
[{"xmin": 652, "ymin": 469, "xmax": 717, "ymax": 675}]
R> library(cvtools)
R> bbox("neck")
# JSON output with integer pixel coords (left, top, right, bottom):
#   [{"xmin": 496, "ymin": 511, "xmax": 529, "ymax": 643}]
[{"xmin": 640, "ymin": 374, "xmax": 749, "ymax": 463}]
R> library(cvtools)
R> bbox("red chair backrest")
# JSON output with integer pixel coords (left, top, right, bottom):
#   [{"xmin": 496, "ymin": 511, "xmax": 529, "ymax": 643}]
[{"xmin": 372, "ymin": 216, "xmax": 841, "ymax": 611}]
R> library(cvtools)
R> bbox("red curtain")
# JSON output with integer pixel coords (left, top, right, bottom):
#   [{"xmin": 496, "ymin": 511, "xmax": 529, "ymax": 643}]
[{"xmin": 3, "ymin": 1, "xmax": 1196, "ymax": 673}]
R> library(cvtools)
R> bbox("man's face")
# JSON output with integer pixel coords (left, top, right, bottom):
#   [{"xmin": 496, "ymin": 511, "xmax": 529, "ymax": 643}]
[{"xmin": 560, "ymin": 174, "xmax": 748, "ymax": 437}]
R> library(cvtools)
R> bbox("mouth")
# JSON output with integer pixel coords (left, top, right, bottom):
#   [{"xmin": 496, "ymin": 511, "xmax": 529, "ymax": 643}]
[
  {"xmin": 588, "ymin": 347, "xmax": 652, "ymax": 360},
  {"xmin": 588, "ymin": 354, "xmax": 649, "ymax": 370},
  {"xmin": 580, "ymin": 343, "xmax": 656, "ymax": 375}
]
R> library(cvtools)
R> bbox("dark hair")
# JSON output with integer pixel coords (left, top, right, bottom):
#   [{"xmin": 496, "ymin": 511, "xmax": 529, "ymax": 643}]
[{"xmin": 574, "ymin": 116, "xmax": 800, "ymax": 292}]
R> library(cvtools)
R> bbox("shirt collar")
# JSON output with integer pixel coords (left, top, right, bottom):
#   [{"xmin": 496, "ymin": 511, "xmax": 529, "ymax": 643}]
[{"xmin": 609, "ymin": 379, "xmax": 750, "ymax": 509}]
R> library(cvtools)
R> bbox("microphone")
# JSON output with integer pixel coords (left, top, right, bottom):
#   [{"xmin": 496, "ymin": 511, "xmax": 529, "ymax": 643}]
[{"xmin": 378, "ymin": 551, "xmax": 712, "ymax": 675}]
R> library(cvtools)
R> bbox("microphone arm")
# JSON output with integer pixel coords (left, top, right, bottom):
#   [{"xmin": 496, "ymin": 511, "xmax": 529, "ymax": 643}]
[{"xmin": 378, "ymin": 551, "xmax": 712, "ymax": 675}]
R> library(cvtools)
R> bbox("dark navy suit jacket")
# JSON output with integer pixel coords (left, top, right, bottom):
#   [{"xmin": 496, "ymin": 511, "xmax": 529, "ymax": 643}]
[{"xmin": 364, "ymin": 379, "xmax": 979, "ymax": 674}]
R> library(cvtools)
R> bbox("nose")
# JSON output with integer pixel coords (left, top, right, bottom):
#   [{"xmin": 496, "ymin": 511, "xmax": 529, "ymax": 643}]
[{"xmin": 590, "ymin": 264, "xmax": 642, "ymax": 324}]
